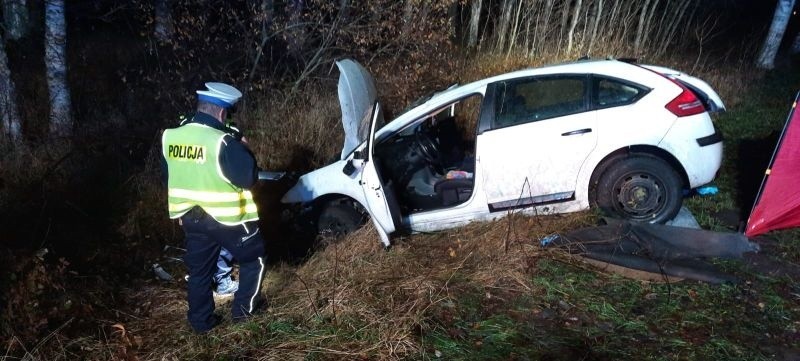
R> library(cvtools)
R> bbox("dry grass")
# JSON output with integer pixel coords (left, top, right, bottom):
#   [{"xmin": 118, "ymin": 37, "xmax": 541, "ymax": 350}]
[
  {"xmin": 242, "ymin": 87, "xmax": 344, "ymax": 173},
  {"xmin": 76, "ymin": 211, "xmax": 591, "ymax": 360}
]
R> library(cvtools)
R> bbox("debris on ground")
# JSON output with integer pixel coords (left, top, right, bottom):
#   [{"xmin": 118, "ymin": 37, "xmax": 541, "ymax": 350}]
[{"xmin": 540, "ymin": 215, "xmax": 760, "ymax": 284}]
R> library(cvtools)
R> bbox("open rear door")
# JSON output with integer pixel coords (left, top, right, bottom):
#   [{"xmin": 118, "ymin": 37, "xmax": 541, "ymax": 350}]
[
  {"xmin": 359, "ymin": 103, "xmax": 402, "ymax": 246},
  {"xmin": 746, "ymin": 92, "xmax": 800, "ymax": 237}
]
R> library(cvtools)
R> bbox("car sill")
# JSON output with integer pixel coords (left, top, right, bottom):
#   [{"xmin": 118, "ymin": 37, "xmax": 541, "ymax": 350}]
[{"xmin": 488, "ymin": 191, "xmax": 575, "ymax": 212}]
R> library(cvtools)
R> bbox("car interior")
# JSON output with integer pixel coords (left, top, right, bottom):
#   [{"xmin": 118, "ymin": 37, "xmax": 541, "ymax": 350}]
[{"xmin": 374, "ymin": 94, "xmax": 483, "ymax": 215}]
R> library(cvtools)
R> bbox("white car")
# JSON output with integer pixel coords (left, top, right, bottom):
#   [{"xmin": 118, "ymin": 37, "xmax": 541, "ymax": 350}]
[{"xmin": 282, "ymin": 59, "xmax": 724, "ymax": 247}]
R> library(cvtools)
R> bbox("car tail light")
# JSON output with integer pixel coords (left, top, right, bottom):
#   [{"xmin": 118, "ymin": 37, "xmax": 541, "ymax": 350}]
[
  {"xmin": 635, "ymin": 64, "xmax": 706, "ymax": 117},
  {"xmin": 665, "ymin": 84, "xmax": 705, "ymax": 117}
]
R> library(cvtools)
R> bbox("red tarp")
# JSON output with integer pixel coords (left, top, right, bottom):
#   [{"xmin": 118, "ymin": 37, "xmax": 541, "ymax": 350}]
[{"xmin": 746, "ymin": 92, "xmax": 800, "ymax": 237}]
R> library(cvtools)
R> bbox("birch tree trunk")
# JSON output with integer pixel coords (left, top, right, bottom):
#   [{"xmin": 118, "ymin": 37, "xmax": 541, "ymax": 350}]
[
  {"xmin": 558, "ymin": 0, "xmax": 571, "ymax": 49},
  {"xmin": 45, "ymin": 0, "xmax": 72, "ymax": 138},
  {"xmin": 2, "ymin": 0, "xmax": 28, "ymax": 40},
  {"xmin": 467, "ymin": 0, "xmax": 482, "ymax": 48},
  {"xmin": 641, "ymin": 0, "xmax": 660, "ymax": 50},
  {"xmin": 495, "ymin": 0, "xmax": 515, "ymax": 52},
  {"xmin": 534, "ymin": 0, "xmax": 553, "ymax": 53},
  {"xmin": 633, "ymin": 0, "xmax": 651, "ymax": 53},
  {"xmin": 154, "ymin": 0, "xmax": 173, "ymax": 42},
  {"xmin": 505, "ymin": 0, "xmax": 524, "ymax": 56},
  {"xmin": 566, "ymin": 0, "xmax": 583, "ymax": 54},
  {"xmin": 0, "ymin": 38, "xmax": 22, "ymax": 143},
  {"xmin": 756, "ymin": 0, "xmax": 796, "ymax": 69},
  {"xmin": 587, "ymin": 0, "xmax": 603, "ymax": 53}
]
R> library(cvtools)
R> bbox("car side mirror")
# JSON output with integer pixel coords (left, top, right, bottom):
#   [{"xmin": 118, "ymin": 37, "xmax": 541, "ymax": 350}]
[
  {"xmin": 353, "ymin": 149, "xmax": 366, "ymax": 160},
  {"xmin": 342, "ymin": 159, "xmax": 357, "ymax": 176}
]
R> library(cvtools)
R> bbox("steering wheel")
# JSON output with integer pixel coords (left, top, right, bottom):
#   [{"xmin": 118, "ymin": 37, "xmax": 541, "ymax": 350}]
[{"xmin": 414, "ymin": 125, "xmax": 444, "ymax": 174}]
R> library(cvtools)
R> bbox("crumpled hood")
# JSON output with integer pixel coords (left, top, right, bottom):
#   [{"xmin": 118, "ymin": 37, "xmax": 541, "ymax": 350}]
[{"xmin": 337, "ymin": 59, "xmax": 379, "ymax": 159}]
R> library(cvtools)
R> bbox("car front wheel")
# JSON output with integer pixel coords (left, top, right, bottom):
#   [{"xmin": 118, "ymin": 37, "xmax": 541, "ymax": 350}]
[
  {"xmin": 594, "ymin": 155, "xmax": 682, "ymax": 223},
  {"xmin": 316, "ymin": 202, "xmax": 365, "ymax": 238}
]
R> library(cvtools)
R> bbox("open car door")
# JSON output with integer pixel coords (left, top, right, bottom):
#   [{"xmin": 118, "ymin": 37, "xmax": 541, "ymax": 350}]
[
  {"xmin": 336, "ymin": 59, "xmax": 401, "ymax": 246},
  {"xmin": 359, "ymin": 103, "xmax": 402, "ymax": 246}
]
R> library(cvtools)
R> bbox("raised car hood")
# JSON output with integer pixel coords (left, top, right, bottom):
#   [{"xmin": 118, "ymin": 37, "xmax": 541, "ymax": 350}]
[{"xmin": 337, "ymin": 59, "xmax": 380, "ymax": 159}]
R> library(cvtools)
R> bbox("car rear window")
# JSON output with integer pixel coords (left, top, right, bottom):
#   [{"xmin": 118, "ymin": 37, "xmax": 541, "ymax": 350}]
[
  {"xmin": 592, "ymin": 77, "xmax": 647, "ymax": 108},
  {"xmin": 494, "ymin": 76, "xmax": 587, "ymax": 128}
]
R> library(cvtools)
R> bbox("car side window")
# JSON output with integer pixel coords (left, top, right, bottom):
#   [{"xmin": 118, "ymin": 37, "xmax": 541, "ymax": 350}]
[
  {"xmin": 593, "ymin": 77, "xmax": 646, "ymax": 108},
  {"xmin": 494, "ymin": 76, "xmax": 587, "ymax": 128}
]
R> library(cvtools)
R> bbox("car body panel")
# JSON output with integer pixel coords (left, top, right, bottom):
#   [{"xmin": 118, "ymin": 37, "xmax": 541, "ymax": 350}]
[
  {"xmin": 281, "ymin": 157, "xmax": 368, "ymax": 206},
  {"xmin": 657, "ymin": 112, "xmax": 723, "ymax": 187},
  {"xmin": 479, "ymin": 110, "xmax": 598, "ymax": 207}
]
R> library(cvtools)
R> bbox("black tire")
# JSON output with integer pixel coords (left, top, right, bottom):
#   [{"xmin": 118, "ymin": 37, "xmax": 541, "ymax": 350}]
[
  {"xmin": 316, "ymin": 203, "xmax": 365, "ymax": 238},
  {"xmin": 594, "ymin": 155, "xmax": 682, "ymax": 223}
]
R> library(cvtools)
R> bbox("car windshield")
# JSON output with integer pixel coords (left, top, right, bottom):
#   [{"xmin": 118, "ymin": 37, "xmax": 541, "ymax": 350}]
[{"xmin": 395, "ymin": 84, "xmax": 459, "ymax": 118}]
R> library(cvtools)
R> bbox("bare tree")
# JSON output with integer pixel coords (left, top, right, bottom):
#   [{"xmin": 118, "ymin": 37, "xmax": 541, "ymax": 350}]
[
  {"xmin": 154, "ymin": 0, "xmax": 174, "ymax": 42},
  {"xmin": 2, "ymin": 0, "xmax": 28, "ymax": 40},
  {"xmin": 467, "ymin": 0, "xmax": 482, "ymax": 48},
  {"xmin": 338, "ymin": 0, "xmax": 350, "ymax": 23},
  {"xmin": 587, "ymin": 0, "xmax": 603, "ymax": 53},
  {"xmin": 287, "ymin": 0, "xmax": 305, "ymax": 56},
  {"xmin": 534, "ymin": 0, "xmax": 554, "ymax": 53},
  {"xmin": 495, "ymin": 0, "xmax": 515, "ymax": 52},
  {"xmin": 249, "ymin": 0, "xmax": 274, "ymax": 30},
  {"xmin": 756, "ymin": 0, "xmax": 796, "ymax": 69},
  {"xmin": 640, "ymin": 0, "xmax": 659, "ymax": 50},
  {"xmin": 633, "ymin": 0, "xmax": 651, "ymax": 53},
  {"xmin": 557, "ymin": 0, "xmax": 571, "ymax": 49},
  {"xmin": 0, "ymin": 37, "xmax": 22, "ymax": 144},
  {"xmin": 565, "ymin": 0, "xmax": 583, "ymax": 53},
  {"xmin": 45, "ymin": 0, "xmax": 72, "ymax": 138}
]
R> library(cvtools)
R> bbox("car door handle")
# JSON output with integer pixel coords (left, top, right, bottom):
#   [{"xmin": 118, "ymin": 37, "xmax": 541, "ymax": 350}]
[{"xmin": 561, "ymin": 128, "xmax": 592, "ymax": 136}]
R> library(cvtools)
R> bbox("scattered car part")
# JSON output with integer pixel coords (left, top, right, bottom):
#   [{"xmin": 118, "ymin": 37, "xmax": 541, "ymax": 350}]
[{"xmin": 542, "ymin": 219, "xmax": 759, "ymax": 284}]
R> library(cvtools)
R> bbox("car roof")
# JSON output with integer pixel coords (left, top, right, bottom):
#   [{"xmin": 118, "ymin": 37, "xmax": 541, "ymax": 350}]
[
  {"xmin": 376, "ymin": 59, "xmax": 647, "ymax": 138},
  {"xmin": 433, "ymin": 59, "xmax": 635, "ymax": 101}
]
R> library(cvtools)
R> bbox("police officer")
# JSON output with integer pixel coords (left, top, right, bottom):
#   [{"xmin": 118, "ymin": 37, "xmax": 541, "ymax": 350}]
[{"xmin": 161, "ymin": 82, "xmax": 265, "ymax": 333}]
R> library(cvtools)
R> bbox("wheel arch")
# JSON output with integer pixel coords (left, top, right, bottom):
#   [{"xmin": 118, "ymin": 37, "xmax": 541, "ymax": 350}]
[
  {"xmin": 311, "ymin": 193, "xmax": 364, "ymax": 213},
  {"xmin": 588, "ymin": 145, "xmax": 690, "ymax": 203}
]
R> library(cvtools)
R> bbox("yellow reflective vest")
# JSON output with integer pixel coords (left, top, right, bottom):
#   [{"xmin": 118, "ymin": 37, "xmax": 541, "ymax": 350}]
[{"xmin": 162, "ymin": 123, "xmax": 259, "ymax": 225}]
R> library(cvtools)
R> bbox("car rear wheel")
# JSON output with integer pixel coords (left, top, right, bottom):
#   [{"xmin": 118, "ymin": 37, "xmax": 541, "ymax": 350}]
[
  {"xmin": 594, "ymin": 156, "xmax": 682, "ymax": 223},
  {"xmin": 316, "ymin": 202, "xmax": 365, "ymax": 238}
]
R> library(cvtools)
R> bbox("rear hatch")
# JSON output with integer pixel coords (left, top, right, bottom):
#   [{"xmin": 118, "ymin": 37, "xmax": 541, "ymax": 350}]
[{"xmin": 640, "ymin": 65, "xmax": 726, "ymax": 113}]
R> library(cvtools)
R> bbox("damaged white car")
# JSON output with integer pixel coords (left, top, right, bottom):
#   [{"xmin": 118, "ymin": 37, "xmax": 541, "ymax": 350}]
[{"xmin": 282, "ymin": 59, "xmax": 725, "ymax": 247}]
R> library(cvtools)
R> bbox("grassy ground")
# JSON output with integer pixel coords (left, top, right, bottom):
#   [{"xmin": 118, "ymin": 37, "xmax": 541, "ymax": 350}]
[{"xmin": 7, "ymin": 57, "xmax": 800, "ymax": 360}]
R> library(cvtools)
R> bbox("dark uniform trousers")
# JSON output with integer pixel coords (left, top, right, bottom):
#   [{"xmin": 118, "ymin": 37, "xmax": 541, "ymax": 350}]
[{"xmin": 181, "ymin": 208, "xmax": 266, "ymax": 333}]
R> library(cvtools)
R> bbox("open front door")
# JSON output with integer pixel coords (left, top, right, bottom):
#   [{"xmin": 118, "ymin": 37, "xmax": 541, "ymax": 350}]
[{"xmin": 359, "ymin": 103, "xmax": 402, "ymax": 246}]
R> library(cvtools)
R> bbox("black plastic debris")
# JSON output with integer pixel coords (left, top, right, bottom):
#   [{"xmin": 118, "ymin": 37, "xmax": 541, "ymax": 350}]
[{"xmin": 541, "ymin": 219, "xmax": 760, "ymax": 284}]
